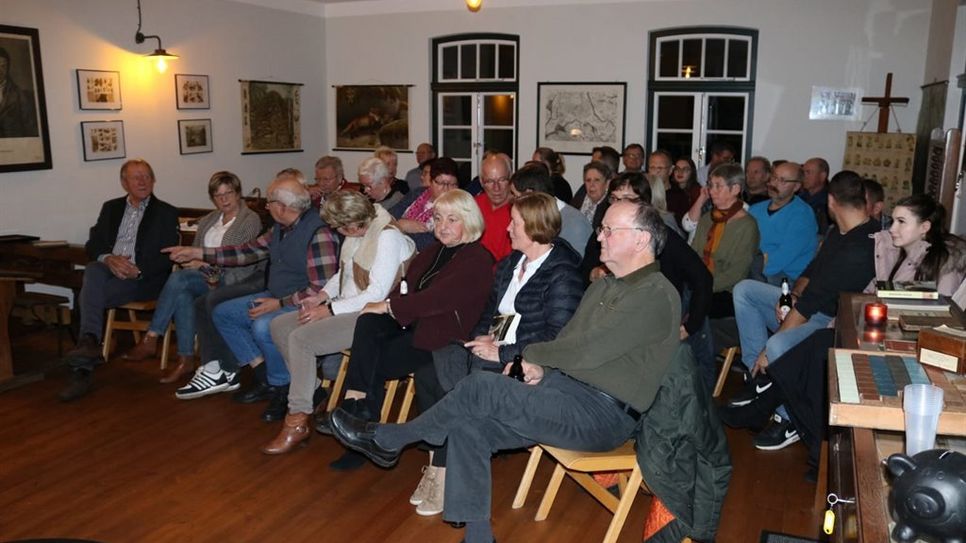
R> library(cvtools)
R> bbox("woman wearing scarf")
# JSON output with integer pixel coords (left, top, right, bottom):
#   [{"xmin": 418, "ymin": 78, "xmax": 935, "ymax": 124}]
[
  {"xmin": 690, "ymin": 164, "xmax": 759, "ymax": 318},
  {"xmin": 263, "ymin": 190, "xmax": 416, "ymax": 454}
]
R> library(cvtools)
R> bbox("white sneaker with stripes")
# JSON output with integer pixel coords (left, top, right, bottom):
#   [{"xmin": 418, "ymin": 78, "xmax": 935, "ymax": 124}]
[{"xmin": 175, "ymin": 364, "xmax": 239, "ymax": 400}]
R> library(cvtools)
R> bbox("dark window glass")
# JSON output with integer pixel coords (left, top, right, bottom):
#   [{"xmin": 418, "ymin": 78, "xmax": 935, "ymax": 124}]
[
  {"xmin": 456, "ymin": 160, "xmax": 472, "ymax": 185},
  {"xmin": 480, "ymin": 44, "xmax": 496, "ymax": 79},
  {"xmin": 657, "ymin": 95, "xmax": 695, "ymax": 129},
  {"xmin": 706, "ymin": 96, "xmax": 744, "ymax": 131},
  {"xmin": 442, "ymin": 95, "xmax": 472, "ymax": 126},
  {"xmin": 443, "ymin": 128, "xmax": 473, "ymax": 159},
  {"xmin": 682, "ymin": 39, "xmax": 702, "ymax": 78},
  {"xmin": 498, "ymin": 44, "xmax": 515, "ymax": 79},
  {"xmin": 704, "ymin": 133, "xmax": 743, "ymax": 162},
  {"xmin": 483, "ymin": 94, "xmax": 514, "ymax": 126},
  {"xmin": 461, "ymin": 44, "xmax": 477, "ymax": 79},
  {"xmin": 484, "ymin": 128, "xmax": 514, "ymax": 157},
  {"xmin": 728, "ymin": 39, "xmax": 749, "ymax": 78},
  {"xmin": 441, "ymin": 46, "xmax": 458, "ymax": 80},
  {"xmin": 656, "ymin": 132, "xmax": 695, "ymax": 162},
  {"xmin": 659, "ymin": 40, "xmax": 679, "ymax": 78},
  {"xmin": 705, "ymin": 39, "xmax": 725, "ymax": 78}
]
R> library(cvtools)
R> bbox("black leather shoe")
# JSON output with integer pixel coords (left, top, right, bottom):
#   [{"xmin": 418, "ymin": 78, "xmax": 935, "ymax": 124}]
[
  {"xmin": 59, "ymin": 369, "xmax": 93, "ymax": 402},
  {"xmin": 261, "ymin": 385, "xmax": 290, "ymax": 422},
  {"xmin": 315, "ymin": 398, "xmax": 371, "ymax": 435},
  {"xmin": 233, "ymin": 380, "xmax": 276, "ymax": 404},
  {"xmin": 328, "ymin": 408, "xmax": 400, "ymax": 468}
]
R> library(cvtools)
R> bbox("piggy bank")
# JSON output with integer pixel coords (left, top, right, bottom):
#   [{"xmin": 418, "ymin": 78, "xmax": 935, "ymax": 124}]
[{"xmin": 887, "ymin": 449, "xmax": 966, "ymax": 543}]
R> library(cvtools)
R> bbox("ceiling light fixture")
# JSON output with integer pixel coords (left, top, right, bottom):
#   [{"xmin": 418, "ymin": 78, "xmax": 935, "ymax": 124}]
[
  {"xmin": 466, "ymin": 0, "xmax": 482, "ymax": 12},
  {"xmin": 134, "ymin": 0, "xmax": 178, "ymax": 73}
]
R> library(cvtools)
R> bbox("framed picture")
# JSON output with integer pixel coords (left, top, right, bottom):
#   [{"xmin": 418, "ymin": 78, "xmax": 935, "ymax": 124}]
[
  {"xmin": 809, "ymin": 86, "xmax": 862, "ymax": 121},
  {"xmin": 80, "ymin": 120, "xmax": 125, "ymax": 161},
  {"xmin": 537, "ymin": 82, "xmax": 626, "ymax": 155},
  {"xmin": 178, "ymin": 118, "xmax": 213, "ymax": 154},
  {"xmin": 175, "ymin": 74, "xmax": 209, "ymax": 109},
  {"xmin": 239, "ymin": 79, "xmax": 303, "ymax": 154},
  {"xmin": 0, "ymin": 24, "xmax": 52, "ymax": 173},
  {"xmin": 76, "ymin": 69, "xmax": 121, "ymax": 110},
  {"xmin": 334, "ymin": 85, "xmax": 410, "ymax": 151}
]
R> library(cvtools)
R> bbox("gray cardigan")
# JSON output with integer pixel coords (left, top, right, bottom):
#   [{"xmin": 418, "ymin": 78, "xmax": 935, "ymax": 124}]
[{"xmin": 192, "ymin": 204, "xmax": 264, "ymax": 285}]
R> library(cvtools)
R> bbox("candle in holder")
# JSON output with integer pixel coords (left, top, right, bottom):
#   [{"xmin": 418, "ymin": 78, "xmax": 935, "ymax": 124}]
[{"xmin": 864, "ymin": 302, "xmax": 888, "ymax": 327}]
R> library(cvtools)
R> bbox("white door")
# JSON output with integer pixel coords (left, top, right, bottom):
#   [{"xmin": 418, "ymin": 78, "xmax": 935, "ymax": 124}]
[
  {"xmin": 652, "ymin": 91, "xmax": 748, "ymax": 164},
  {"xmin": 438, "ymin": 92, "xmax": 516, "ymax": 180}
]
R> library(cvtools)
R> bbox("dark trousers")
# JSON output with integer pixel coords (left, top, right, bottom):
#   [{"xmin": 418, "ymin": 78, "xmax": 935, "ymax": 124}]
[
  {"xmin": 376, "ymin": 370, "xmax": 638, "ymax": 523},
  {"xmin": 194, "ymin": 274, "xmax": 265, "ymax": 371},
  {"xmin": 77, "ymin": 261, "xmax": 143, "ymax": 343},
  {"xmin": 345, "ymin": 313, "xmax": 434, "ymax": 419}
]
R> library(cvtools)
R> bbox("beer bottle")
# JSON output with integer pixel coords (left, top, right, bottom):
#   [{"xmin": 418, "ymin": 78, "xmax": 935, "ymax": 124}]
[
  {"xmin": 778, "ymin": 278, "xmax": 793, "ymax": 323},
  {"xmin": 509, "ymin": 355, "xmax": 525, "ymax": 382}
]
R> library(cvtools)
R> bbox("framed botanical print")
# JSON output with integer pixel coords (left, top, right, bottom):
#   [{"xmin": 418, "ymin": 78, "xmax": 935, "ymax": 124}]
[
  {"xmin": 178, "ymin": 118, "xmax": 213, "ymax": 154},
  {"xmin": 76, "ymin": 69, "xmax": 122, "ymax": 110},
  {"xmin": 80, "ymin": 120, "xmax": 125, "ymax": 161},
  {"xmin": 175, "ymin": 74, "xmax": 210, "ymax": 109},
  {"xmin": 0, "ymin": 24, "xmax": 52, "ymax": 173}
]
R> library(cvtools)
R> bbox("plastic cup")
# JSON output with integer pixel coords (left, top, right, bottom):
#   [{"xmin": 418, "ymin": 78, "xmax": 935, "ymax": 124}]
[{"xmin": 903, "ymin": 384, "xmax": 944, "ymax": 456}]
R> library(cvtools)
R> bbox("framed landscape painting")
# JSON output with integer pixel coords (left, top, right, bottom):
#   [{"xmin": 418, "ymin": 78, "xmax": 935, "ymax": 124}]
[
  {"xmin": 537, "ymin": 82, "xmax": 626, "ymax": 155},
  {"xmin": 80, "ymin": 120, "xmax": 125, "ymax": 161},
  {"xmin": 178, "ymin": 119, "xmax": 212, "ymax": 155},
  {"xmin": 334, "ymin": 85, "xmax": 410, "ymax": 151},
  {"xmin": 0, "ymin": 24, "xmax": 52, "ymax": 173},
  {"xmin": 76, "ymin": 69, "xmax": 121, "ymax": 110},
  {"xmin": 239, "ymin": 79, "xmax": 302, "ymax": 154}
]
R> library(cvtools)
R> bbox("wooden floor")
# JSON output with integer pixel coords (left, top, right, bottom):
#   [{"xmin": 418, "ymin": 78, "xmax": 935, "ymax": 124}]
[{"xmin": 0, "ymin": 323, "xmax": 827, "ymax": 542}]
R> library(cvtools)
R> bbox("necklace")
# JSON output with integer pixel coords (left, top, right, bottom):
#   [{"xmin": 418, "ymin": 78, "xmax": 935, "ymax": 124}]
[{"xmin": 417, "ymin": 244, "xmax": 461, "ymax": 290}]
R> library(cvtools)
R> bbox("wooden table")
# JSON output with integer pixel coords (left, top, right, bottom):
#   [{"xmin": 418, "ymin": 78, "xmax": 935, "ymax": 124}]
[{"xmin": 0, "ymin": 271, "xmax": 42, "ymax": 383}]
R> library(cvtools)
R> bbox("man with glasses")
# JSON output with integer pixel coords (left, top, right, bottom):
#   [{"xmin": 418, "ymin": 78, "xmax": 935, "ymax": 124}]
[
  {"xmin": 163, "ymin": 177, "xmax": 338, "ymax": 415},
  {"xmin": 474, "ymin": 153, "xmax": 514, "ymax": 261},
  {"xmin": 747, "ymin": 161, "xmax": 818, "ymax": 286},
  {"xmin": 621, "ymin": 143, "xmax": 645, "ymax": 173},
  {"xmin": 60, "ymin": 159, "xmax": 180, "ymax": 401},
  {"xmin": 308, "ymin": 155, "xmax": 361, "ymax": 208}
]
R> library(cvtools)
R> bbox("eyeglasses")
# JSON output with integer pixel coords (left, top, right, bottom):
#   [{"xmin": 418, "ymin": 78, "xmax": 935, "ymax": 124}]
[
  {"xmin": 266, "ymin": 199, "xmax": 281, "ymax": 206},
  {"xmin": 482, "ymin": 176, "xmax": 509, "ymax": 186},
  {"xmin": 596, "ymin": 225, "xmax": 644, "ymax": 238},
  {"xmin": 212, "ymin": 189, "xmax": 236, "ymax": 199},
  {"xmin": 770, "ymin": 175, "xmax": 801, "ymax": 184},
  {"xmin": 433, "ymin": 179, "xmax": 459, "ymax": 188},
  {"xmin": 608, "ymin": 194, "xmax": 641, "ymax": 204}
]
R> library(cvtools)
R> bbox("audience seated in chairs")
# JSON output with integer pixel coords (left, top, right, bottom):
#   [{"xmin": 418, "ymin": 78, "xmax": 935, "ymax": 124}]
[
  {"xmin": 319, "ymin": 189, "xmax": 495, "ymax": 471},
  {"xmin": 164, "ymin": 177, "xmax": 339, "ymax": 417},
  {"xmin": 510, "ymin": 162, "xmax": 592, "ymax": 259},
  {"xmin": 571, "ymin": 160, "xmax": 613, "ymax": 225},
  {"xmin": 532, "ymin": 146, "xmax": 573, "ymax": 203},
  {"xmin": 412, "ymin": 192, "xmax": 585, "ymax": 516},
  {"xmin": 264, "ymin": 191, "xmax": 415, "ymax": 454},
  {"xmin": 60, "ymin": 159, "xmax": 180, "ymax": 402},
  {"xmin": 690, "ymin": 163, "xmax": 759, "ymax": 319},
  {"xmin": 475, "ymin": 153, "xmax": 515, "ymax": 262},
  {"xmin": 121, "ymin": 171, "xmax": 264, "ymax": 385},
  {"xmin": 392, "ymin": 157, "xmax": 460, "ymax": 250}
]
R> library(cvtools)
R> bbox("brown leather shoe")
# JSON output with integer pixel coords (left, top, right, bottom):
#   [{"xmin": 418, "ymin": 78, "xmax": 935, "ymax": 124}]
[
  {"xmin": 65, "ymin": 334, "xmax": 102, "ymax": 362},
  {"xmin": 159, "ymin": 355, "xmax": 195, "ymax": 384},
  {"xmin": 122, "ymin": 334, "xmax": 159, "ymax": 361},
  {"xmin": 262, "ymin": 412, "xmax": 311, "ymax": 455}
]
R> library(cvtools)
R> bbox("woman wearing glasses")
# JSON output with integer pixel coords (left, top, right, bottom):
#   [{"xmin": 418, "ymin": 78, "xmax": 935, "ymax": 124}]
[
  {"xmin": 393, "ymin": 157, "xmax": 460, "ymax": 250},
  {"xmin": 122, "ymin": 171, "xmax": 264, "ymax": 384}
]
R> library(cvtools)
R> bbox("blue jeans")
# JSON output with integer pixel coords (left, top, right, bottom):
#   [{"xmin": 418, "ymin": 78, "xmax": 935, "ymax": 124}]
[
  {"xmin": 212, "ymin": 291, "xmax": 295, "ymax": 386},
  {"xmin": 733, "ymin": 279, "xmax": 832, "ymax": 419},
  {"xmin": 148, "ymin": 269, "xmax": 209, "ymax": 355}
]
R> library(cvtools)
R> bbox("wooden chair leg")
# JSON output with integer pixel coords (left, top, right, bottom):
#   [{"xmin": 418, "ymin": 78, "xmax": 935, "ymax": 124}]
[
  {"xmin": 381, "ymin": 379, "xmax": 400, "ymax": 423},
  {"xmin": 535, "ymin": 463, "xmax": 567, "ymax": 521},
  {"xmin": 102, "ymin": 308, "xmax": 116, "ymax": 360},
  {"xmin": 127, "ymin": 309, "xmax": 142, "ymax": 344},
  {"xmin": 713, "ymin": 346, "xmax": 739, "ymax": 398},
  {"xmin": 325, "ymin": 352, "xmax": 350, "ymax": 413},
  {"xmin": 396, "ymin": 375, "xmax": 416, "ymax": 423},
  {"xmin": 601, "ymin": 465, "xmax": 643, "ymax": 543},
  {"xmin": 512, "ymin": 446, "xmax": 544, "ymax": 509}
]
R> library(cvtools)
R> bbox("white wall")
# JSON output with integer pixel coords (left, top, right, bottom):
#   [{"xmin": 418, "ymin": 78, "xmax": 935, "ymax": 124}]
[
  {"xmin": 324, "ymin": 0, "xmax": 932, "ymax": 190},
  {"xmin": 0, "ymin": 0, "xmax": 325, "ymax": 243}
]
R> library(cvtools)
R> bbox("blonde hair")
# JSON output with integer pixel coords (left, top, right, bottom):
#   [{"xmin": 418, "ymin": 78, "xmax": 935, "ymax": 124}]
[
  {"xmin": 647, "ymin": 174, "xmax": 669, "ymax": 212},
  {"xmin": 433, "ymin": 189, "xmax": 484, "ymax": 243}
]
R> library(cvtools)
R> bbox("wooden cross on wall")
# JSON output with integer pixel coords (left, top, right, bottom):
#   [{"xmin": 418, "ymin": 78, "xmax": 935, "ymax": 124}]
[{"xmin": 861, "ymin": 73, "xmax": 909, "ymax": 133}]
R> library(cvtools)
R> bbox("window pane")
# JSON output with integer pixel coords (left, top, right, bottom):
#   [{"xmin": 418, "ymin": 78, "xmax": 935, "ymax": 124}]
[
  {"xmin": 461, "ymin": 44, "xmax": 477, "ymax": 80},
  {"xmin": 705, "ymin": 39, "xmax": 725, "ymax": 78},
  {"xmin": 659, "ymin": 40, "xmax": 679, "ymax": 78},
  {"xmin": 657, "ymin": 96, "xmax": 695, "ymax": 130},
  {"xmin": 456, "ymin": 160, "xmax": 472, "ymax": 185},
  {"xmin": 498, "ymin": 44, "xmax": 515, "ymax": 79},
  {"xmin": 442, "ymin": 95, "xmax": 472, "ymax": 126},
  {"xmin": 480, "ymin": 44, "xmax": 496, "ymax": 79},
  {"xmin": 656, "ymin": 132, "xmax": 695, "ymax": 162},
  {"xmin": 727, "ymin": 39, "xmax": 749, "ymax": 78},
  {"xmin": 704, "ymin": 133, "xmax": 743, "ymax": 163},
  {"xmin": 484, "ymin": 129, "xmax": 514, "ymax": 157},
  {"xmin": 682, "ymin": 39, "xmax": 702, "ymax": 78},
  {"xmin": 443, "ymin": 128, "xmax": 472, "ymax": 159},
  {"xmin": 483, "ymin": 94, "xmax": 514, "ymax": 126},
  {"xmin": 706, "ymin": 96, "xmax": 744, "ymax": 131},
  {"xmin": 442, "ymin": 46, "xmax": 458, "ymax": 80}
]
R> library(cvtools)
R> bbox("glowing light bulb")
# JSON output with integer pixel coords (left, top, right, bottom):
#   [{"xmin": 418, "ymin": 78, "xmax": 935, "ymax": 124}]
[
  {"xmin": 155, "ymin": 57, "xmax": 167, "ymax": 73},
  {"xmin": 466, "ymin": 0, "xmax": 482, "ymax": 11}
]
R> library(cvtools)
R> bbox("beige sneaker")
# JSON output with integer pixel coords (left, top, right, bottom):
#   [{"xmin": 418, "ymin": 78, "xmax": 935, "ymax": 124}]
[
  {"xmin": 409, "ymin": 465, "xmax": 438, "ymax": 505},
  {"xmin": 415, "ymin": 467, "xmax": 445, "ymax": 516}
]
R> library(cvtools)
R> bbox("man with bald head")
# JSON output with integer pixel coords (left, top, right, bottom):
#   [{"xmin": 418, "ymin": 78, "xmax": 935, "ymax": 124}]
[
  {"xmin": 404, "ymin": 142, "xmax": 436, "ymax": 192},
  {"xmin": 799, "ymin": 157, "xmax": 830, "ymax": 232},
  {"xmin": 475, "ymin": 153, "xmax": 514, "ymax": 261},
  {"xmin": 747, "ymin": 161, "xmax": 818, "ymax": 285},
  {"xmin": 164, "ymin": 176, "xmax": 338, "ymax": 412}
]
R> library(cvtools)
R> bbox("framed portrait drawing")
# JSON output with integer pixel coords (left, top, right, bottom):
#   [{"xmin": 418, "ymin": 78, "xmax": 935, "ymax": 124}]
[
  {"xmin": 80, "ymin": 120, "xmax": 125, "ymax": 161},
  {"xmin": 175, "ymin": 74, "xmax": 209, "ymax": 109},
  {"xmin": 239, "ymin": 79, "xmax": 302, "ymax": 154},
  {"xmin": 0, "ymin": 24, "xmax": 52, "ymax": 173},
  {"xmin": 537, "ymin": 82, "xmax": 626, "ymax": 155},
  {"xmin": 334, "ymin": 85, "xmax": 410, "ymax": 151},
  {"xmin": 178, "ymin": 119, "xmax": 213, "ymax": 155},
  {"xmin": 76, "ymin": 69, "xmax": 121, "ymax": 110}
]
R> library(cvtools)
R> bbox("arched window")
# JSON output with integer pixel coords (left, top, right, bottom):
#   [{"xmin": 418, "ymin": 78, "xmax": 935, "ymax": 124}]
[{"xmin": 647, "ymin": 27, "xmax": 758, "ymax": 166}]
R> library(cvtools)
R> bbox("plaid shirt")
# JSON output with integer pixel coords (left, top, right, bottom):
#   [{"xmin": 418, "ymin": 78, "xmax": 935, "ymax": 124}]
[{"xmin": 203, "ymin": 223, "xmax": 339, "ymax": 304}]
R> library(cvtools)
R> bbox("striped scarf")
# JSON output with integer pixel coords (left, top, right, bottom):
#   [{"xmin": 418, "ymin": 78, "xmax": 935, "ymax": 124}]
[{"xmin": 701, "ymin": 200, "xmax": 744, "ymax": 273}]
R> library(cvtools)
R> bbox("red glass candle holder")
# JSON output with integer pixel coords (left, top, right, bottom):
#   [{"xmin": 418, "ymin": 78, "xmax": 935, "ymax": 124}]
[{"xmin": 864, "ymin": 302, "xmax": 888, "ymax": 328}]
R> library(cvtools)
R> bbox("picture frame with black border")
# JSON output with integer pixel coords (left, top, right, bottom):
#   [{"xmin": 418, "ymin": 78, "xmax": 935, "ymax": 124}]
[
  {"xmin": 80, "ymin": 120, "xmax": 125, "ymax": 161},
  {"xmin": 0, "ymin": 24, "xmax": 53, "ymax": 173},
  {"xmin": 536, "ymin": 82, "xmax": 626, "ymax": 155},
  {"xmin": 178, "ymin": 118, "xmax": 213, "ymax": 155},
  {"xmin": 175, "ymin": 73, "xmax": 210, "ymax": 110},
  {"xmin": 76, "ymin": 69, "xmax": 121, "ymax": 110}
]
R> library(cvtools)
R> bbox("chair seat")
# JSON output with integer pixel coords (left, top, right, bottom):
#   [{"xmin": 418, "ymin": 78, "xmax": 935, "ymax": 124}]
[
  {"xmin": 118, "ymin": 300, "xmax": 158, "ymax": 311},
  {"xmin": 542, "ymin": 442, "xmax": 638, "ymax": 472}
]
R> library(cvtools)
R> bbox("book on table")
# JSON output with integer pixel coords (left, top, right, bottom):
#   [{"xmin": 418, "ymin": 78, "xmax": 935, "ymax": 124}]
[
  {"xmin": 882, "ymin": 296, "xmax": 950, "ymax": 313},
  {"xmin": 875, "ymin": 280, "xmax": 939, "ymax": 299}
]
